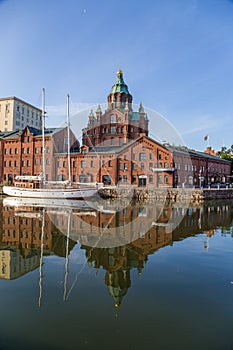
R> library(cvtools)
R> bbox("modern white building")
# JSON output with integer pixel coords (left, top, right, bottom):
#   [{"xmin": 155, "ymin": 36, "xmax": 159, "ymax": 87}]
[{"xmin": 0, "ymin": 96, "xmax": 42, "ymax": 132}]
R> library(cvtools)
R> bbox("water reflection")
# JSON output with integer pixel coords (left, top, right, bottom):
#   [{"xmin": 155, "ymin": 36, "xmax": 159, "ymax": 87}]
[{"xmin": 1, "ymin": 197, "xmax": 233, "ymax": 308}]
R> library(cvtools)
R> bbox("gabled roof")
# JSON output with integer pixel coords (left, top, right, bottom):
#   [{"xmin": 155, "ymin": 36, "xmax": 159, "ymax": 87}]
[
  {"xmin": 1, "ymin": 126, "xmax": 67, "ymax": 140},
  {"xmin": 1, "ymin": 130, "xmax": 20, "ymax": 139},
  {"xmin": 88, "ymin": 135, "xmax": 169, "ymax": 155}
]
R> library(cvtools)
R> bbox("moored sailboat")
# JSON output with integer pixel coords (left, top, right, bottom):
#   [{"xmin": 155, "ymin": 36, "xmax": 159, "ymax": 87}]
[{"xmin": 3, "ymin": 90, "xmax": 100, "ymax": 199}]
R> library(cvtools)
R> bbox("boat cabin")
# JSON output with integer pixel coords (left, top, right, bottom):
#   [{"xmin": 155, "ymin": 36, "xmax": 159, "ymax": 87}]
[{"xmin": 14, "ymin": 176, "xmax": 42, "ymax": 189}]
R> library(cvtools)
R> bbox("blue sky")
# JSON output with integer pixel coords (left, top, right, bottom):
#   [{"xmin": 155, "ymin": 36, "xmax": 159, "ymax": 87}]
[{"xmin": 0, "ymin": 0, "xmax": 233, "ymax": 150}]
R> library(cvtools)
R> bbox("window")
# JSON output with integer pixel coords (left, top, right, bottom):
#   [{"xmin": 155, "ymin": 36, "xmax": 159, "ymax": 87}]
[
  {"xmin": 139, "ymin": 153, "xmax": 146, "ymax": 161},
  {"xmin": 132, "ymin": 176, "xmax": 136, "ymax": 183},
  {"xmin": 22, "ymin": 161, "xmax": 25, "ymax": 167},
  {"xmin": 81, "ymin": 161, "xmax": 86, "ymax": 168},
  {"xmin": 164, "ymin": 175, "xmax": 168, "ymax": 184},
  {"xmin": 22, "ymin": 148, "xmax": 25, "ymax": 154},
  {"xmin": 9, "ymin": 161, "xmax": 12, "ymax": 167},
  {"xmin": 35, "ymin": 159, "xmax": 38, "ymax": 165},
  {"xmin": 27, "ymin": 160, "xmax": 30, "ymax": 167},
  {"xmin": 46, "ymin": 158, "xmax": 50, "ymax": 165},
  {"xmin": 149, "ymin": 153, "xmax": 153, "ymax": 160},
  {"xmin": 149, "ymin": 175, "xmax": 153, "ymax": 183},
  {"xmin": 5, "ymin": 121, "xmax": 8, "ymax": 125},
  {"xmin": 119, "ymin": 163, "xmax": 122, "ymax": 170},
  {"xmin": 73, "ymin": 161, "xmax": 76, "ymax": 168},
  {"xmin": 73, "ymin": 175, "xmax": 76, "ymax": 182},
  {"xmin": 63, "ymin": 161, "xmax": 66, "ymax": 167},
  {"xmin": 149, "ymin": 163, "xmax": 153, "ymax": 169},
  {"xmin": 141, "ymin": 163, "xmax": 145, "ymax": 170},
  {"xmin": 119, "ymin": 138, "xmax": 123, "ymax": 145},
  {"xmin": 79, "ymin": 175, "xmax": 88, "ymax": 183},
  {"xmin": 27, "ymin": 148, "xmax": 30, "ymax": 154},
  {"xmin": 158, "ymin": 175, "xmax": 162, "ymax": 184},
  {"xmin": 110, "ymin": 114, "xmax": 116, "ymax": 123},
  {"xmin": 101, "ymin": 160, "xmax": 105, "ymax": 167},
  {"xmin": 91, "ymin": 160, "xmax": 94, "ymax": 168},
  {"xmin": 164, "ymin": 162, "xmax": 168, "ymax": 168},
  {"xmin": 22, "ymin": 107, "xmax": 24, "ymax": 114},
  {"xmin": 132, "ymin": 153, "xmax": 136, "ymax": 160},
  {"xmin": 123, "ymin": 175, "xmax": 127, "ymax": 183},
  {"xmin": 9, "ymin": 148, "xmax": 12, "ymax": 155},
  {"xmin": 14, "ymin": 161, "xmax": 17, "ymax": 167},
  {"xmin": 110, "ymin": 126, "xmax": 116, "ymax": 134},
  {"xmin": 124, "ymin": 163, "xmax": 128, "ymax": 170},
  {"xmin": 133, "ymin": 163, "xmax": 137, "ymax": 170},
  {"xmin": 108, "ymin": 160, "xmax": 112, "ymax": 167}
]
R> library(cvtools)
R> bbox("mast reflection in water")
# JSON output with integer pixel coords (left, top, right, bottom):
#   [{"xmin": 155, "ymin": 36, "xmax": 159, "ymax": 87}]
[{"xmin": 0, "ymin": 198, "xmax": 232, "ymax": 350}]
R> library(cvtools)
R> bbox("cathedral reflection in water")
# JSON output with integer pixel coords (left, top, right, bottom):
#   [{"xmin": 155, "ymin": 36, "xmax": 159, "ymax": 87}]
[{"xmin": 0, "ymin": 199, "xmax": 232, "ymax": 306}]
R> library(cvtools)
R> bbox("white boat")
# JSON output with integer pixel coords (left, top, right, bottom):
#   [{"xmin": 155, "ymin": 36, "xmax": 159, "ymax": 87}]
[
  {"xmin": 3, "ymin": 180, "xmax": 99, "ymax": 199},
  {"xmin": 3, "ymin": 91, "xmax": 100, "ymax": 199},
  {"xmin": 3, "ymin": 196, "xmax": 93, "ymax": 210}
]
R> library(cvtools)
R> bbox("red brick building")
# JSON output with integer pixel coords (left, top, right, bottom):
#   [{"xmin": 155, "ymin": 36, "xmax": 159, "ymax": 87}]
[{"xmin": 171, "ymin": 147, "xmax": 231, "ymax": 187}]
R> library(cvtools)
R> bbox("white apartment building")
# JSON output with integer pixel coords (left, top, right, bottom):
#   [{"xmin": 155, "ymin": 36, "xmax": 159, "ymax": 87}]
[{"xmin": 0, "ymin": 96, "xmax": 42, "ymax": 132}]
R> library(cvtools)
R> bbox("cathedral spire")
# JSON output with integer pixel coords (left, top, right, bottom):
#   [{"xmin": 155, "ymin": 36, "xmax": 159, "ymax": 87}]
[{"xmin": 107, "ymin": 69, "xmax": 133, "ymax": 110}]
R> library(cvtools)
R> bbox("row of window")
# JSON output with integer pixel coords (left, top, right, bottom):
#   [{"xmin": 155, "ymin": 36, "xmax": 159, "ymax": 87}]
[
  {"xmin": 16, "ymin": 105, "xmax": 42, "ymax": 119},
  {"xmin": 87, "ymin": 125, "xmax": 138, "ymax": 136},
  {"xmin": 4, "ymin": 158, "xmax": 51, "ymax": 167},
  {"xmin": 118, "ymin": 174, "xmax": 169, "ymax": 184},
  {"xmin": 15, "ymin": 120, "xmax": 42, "ymax": 128},
  {"xmin": 4, "ymin": 147, "xmax": 50, "ymax": 155},
  {"xmin": 175, "ymin": 163, "xmax": 225, "ymax": 173}
]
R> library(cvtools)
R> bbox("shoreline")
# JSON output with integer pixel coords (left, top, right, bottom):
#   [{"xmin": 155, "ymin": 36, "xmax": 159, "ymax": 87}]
[{"xmin": 98, "ymin": 186, "xmax": 233, "ymax": 203}]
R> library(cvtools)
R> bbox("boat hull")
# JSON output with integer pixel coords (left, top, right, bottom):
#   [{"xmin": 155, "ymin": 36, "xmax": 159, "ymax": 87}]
[{"xmin": 3, "ymin": 186, "xmax": 98, "ymax": 199}]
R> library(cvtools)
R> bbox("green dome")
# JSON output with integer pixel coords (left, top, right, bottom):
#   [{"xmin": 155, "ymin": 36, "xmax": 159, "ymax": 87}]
[{"xmin": 111, "ymin": 70, "xmax": 130, "ymax": 94}]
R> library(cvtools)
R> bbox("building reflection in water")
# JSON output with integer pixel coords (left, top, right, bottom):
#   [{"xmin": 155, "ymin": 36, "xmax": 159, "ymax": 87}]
[{"xmin": 0, "ymin": 198, "xmax": 232, "ymax": 306}]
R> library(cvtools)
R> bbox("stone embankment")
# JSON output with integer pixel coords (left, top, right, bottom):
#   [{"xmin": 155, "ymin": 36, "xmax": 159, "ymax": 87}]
[{"xmin": 98, "ymin": 186, "xmax": 233, "ymax": 203}]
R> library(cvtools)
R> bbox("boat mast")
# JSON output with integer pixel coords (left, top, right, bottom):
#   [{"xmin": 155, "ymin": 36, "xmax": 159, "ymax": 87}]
[
  {"xmin": 67, "ymin": 94, "xmax": 71, "ymax": 185},
  {"xmin": 38, "ymin": 208, "xmax": 45, "ymax": 307},
  {"xmin": 63, "ymin": 209, "xmax": 71, "ymax": 302},
  {"xmin": 42, "ymin": 88, "xmax": 46, "ymax": 187}
]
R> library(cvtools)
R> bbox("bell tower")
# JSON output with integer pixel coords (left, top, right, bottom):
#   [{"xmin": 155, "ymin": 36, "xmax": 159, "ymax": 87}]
[{"xmin": 107, "ymin": 69, "xmax": 133, "ymax": 110}]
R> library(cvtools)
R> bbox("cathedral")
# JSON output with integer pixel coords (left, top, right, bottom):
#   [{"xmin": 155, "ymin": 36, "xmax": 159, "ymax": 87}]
[{"xmin": 82, "ymin": 69, "xmax": 149, "ymax": 148}]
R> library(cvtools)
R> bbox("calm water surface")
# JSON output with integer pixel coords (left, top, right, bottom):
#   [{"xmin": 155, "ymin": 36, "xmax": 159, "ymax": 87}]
[{"xmin": 0, "ymin": 197, "xmax": 232, "ymax": 350}]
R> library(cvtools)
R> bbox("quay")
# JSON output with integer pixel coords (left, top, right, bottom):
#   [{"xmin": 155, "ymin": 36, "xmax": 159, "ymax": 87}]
[{"xmin": 98, "ymin": 186, "xmax": 233, "ymax": 203}]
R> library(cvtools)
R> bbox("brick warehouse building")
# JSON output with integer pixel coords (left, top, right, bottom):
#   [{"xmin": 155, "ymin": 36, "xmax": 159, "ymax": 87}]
[{"xmin": 0, "ymin": 70, "xmax": 231, "ymax": 186}]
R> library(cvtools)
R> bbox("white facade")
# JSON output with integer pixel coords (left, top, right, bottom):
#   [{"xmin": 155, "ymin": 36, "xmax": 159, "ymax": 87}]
[{"xmin": 0, "ymin": 96, "xmax": 42, "ymax": 132}]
